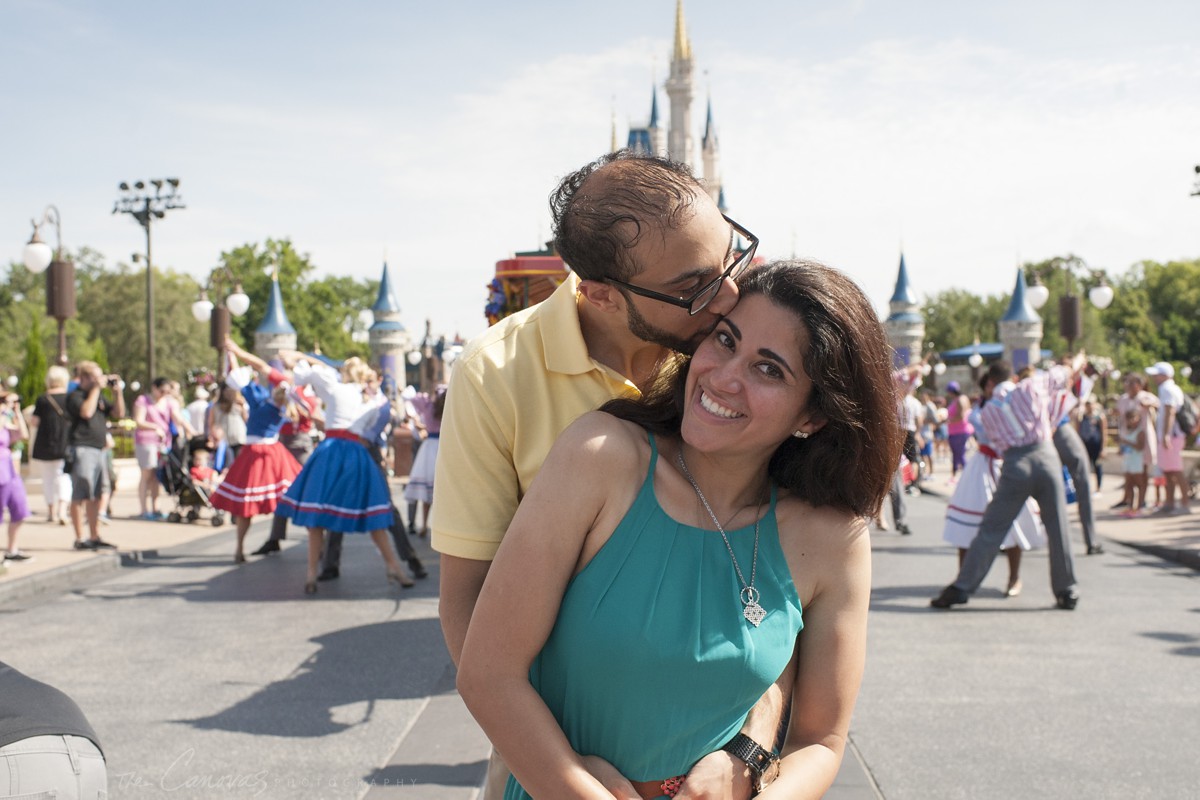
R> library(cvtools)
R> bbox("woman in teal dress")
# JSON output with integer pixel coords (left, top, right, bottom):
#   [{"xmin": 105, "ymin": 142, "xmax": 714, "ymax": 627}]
[{"xmin": 459, "ymin": 261, "xmax": 901, "ymax": 799}]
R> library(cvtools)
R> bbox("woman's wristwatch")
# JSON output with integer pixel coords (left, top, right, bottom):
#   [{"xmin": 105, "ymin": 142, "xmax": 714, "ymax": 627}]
[{"xmin": 722, "ymin": 733, "xmax": 781, "ymax": 793}]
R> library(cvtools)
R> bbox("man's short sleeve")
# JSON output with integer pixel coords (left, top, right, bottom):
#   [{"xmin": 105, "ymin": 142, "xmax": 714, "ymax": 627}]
[
  {"xmin": 64, "ymin": 390, "xmax": 83, "ymax": 420},
  {"xmin": 430, "ymin": 357, "xmax": 520, "ymax": 562}
]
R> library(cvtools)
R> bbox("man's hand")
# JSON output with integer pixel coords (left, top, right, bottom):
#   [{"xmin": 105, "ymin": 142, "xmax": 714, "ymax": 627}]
[
  {"xmin": 676, "ymin": 750, "xmax": 754, "ymax": 800},
  {"xmin": 579, "ymin": 755, "xmax": 640, "ymax": 800}
]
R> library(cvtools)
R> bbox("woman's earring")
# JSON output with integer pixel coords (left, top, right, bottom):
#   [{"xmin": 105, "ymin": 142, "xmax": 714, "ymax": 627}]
[{"xmin": 792, "ymin": 430, "xmax": 809, "ymax": 439}]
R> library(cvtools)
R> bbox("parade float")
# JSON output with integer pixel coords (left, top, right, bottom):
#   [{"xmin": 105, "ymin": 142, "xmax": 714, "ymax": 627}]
[{"xmin": 484, "ymin": 247, "xmax": 569, "ymax": 325}]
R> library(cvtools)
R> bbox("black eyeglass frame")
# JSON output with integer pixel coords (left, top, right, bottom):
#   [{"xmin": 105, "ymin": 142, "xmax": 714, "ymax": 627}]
[{"xmin": 606, "ymin": 214, "xmax": 759, "ymax": 316}]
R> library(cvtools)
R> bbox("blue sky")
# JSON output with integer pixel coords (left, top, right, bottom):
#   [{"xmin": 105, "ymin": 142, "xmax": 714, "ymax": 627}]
[{"xmin": 5, "ymin": 0, "xmax": 1200, "ymax": 342}]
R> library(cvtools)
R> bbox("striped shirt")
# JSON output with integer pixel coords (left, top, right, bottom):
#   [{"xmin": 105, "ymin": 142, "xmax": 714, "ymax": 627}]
[{"xmin": 979, "ymin": 366, "xmax": 1076, "ymax": 455}]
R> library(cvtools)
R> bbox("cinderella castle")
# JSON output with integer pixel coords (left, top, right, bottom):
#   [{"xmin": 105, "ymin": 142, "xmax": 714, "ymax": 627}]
[{"xmin": 621, "ymin": 0, "xmax": 726, "ymax": 211}]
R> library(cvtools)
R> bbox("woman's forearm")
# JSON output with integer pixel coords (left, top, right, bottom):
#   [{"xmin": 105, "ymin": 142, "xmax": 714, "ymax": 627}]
[
  {"xmin": 458, "ymin": 674, "xmax": 614, "ymax": 799},
  {"xmin": 756, "ymin": 740, "xmax": 844, "ymax": 800}
]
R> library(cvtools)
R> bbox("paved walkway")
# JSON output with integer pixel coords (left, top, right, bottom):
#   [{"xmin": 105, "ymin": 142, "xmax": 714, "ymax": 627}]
[{"xmin": 3, "ymin": 455, "xmax": 1197, "ymax": 799}]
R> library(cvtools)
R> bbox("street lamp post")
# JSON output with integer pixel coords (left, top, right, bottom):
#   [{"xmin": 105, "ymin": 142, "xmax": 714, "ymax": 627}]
[
  {"xmin": 1024, "ymin": 260, "xmax": 1114, "ymax": 353},
  {"xmin": 113, "ymin": 178, "xmax": 185, "ymax": 383},
  {"xmin": 21, "ymin": 205, "xmax": 76, "ymax": 366},
  {"xmin": 191, "ymin": 266, "xmax": 250, "ymax": 379}
]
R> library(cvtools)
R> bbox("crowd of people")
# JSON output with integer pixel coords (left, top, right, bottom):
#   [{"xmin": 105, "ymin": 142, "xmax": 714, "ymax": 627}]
[
  {"xmin": 1, "ymin": 350, "xmax": 438, "ymax": 594},
  {"xmin": 884, "ymin": 356, "xmax": 1198, "ymax": 611}
]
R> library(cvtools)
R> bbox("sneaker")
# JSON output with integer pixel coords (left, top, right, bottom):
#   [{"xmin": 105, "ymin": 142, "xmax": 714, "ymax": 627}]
[
  {"xmin": 1119, "ymin": 509, "xmax": 1140, "ymax": 519},
  {"xmin": 137, "ymin": 512, "xmax": 156, "ymax": 521},
  {"xmin": 89, "ymin": 539, "xmax": 116, "ymax": 550},
  {"xmin": 74, "ymin": 540, "xmax": 97, "ymax": 550},
  {"xmin": 896, "ymin": 523, "xmax": 913, "ymax": 536},
  {"xmin": 3, "ymin": 551, "xmax": 32, "ymax": 562},
  {"xmin": 316, "ymin": 566, "xmax": 340, "ymax": 582},
  {"xmin": 151, "ymin": 511, "xmax": 166, "ymax": 521},
  {"xmin": 99, "ymin": 513, "xmax": 111, "ymax": 526},
  {"xmin": 1170, "ymin": 506, "xmax": 1193, "ymax": 516}
]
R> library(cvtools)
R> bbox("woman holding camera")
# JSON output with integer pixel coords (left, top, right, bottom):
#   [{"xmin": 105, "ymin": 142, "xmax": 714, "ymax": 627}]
[{"xmin": 0, "ymin": 391, "xmax": 32, "ymax": 563}]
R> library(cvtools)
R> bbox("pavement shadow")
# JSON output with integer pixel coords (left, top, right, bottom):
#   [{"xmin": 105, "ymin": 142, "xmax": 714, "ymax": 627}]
[
  {"xmin": 871, "ymin": 583, "xmax": 1057, "ymax": 614},
  {"xmin": 1140, "ymin": 630, "xmax": 1200, "ymax": 658},
  {"xmin": 181, "ymin": 617, "xmax": 449, "ymax": 737},
  {"xmin": 80, "ymin": 545, "xmax": 439, "ymax": 604}
]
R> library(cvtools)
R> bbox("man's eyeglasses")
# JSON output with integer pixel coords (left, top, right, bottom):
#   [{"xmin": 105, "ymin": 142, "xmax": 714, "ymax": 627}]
[{"xmin": 606, "ymin": 214, "xmax": 759, "ymax": 316}]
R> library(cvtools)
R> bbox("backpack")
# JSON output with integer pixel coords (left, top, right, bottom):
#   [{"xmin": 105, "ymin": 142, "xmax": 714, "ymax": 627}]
[{"xmin": 1176, "ymin": 394, "xmax": 1199, "ymax": 436}]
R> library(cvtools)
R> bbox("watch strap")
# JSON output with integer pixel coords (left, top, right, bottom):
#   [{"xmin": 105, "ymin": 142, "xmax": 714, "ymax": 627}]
[{"xmin": 722, "ymin": 732, "xmax": 778, "ymax": 778}]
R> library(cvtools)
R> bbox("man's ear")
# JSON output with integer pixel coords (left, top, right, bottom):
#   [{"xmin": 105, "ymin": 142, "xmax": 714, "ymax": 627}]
[{"xmin": 577, "ymin": 279, "xmax": 625, "ymax": 314}]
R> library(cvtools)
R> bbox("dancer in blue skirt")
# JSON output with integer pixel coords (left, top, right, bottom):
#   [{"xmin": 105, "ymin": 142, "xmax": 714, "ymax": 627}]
[{"xmin": 276, "ymin": 354, "xmax": 413, "ymax": 594}]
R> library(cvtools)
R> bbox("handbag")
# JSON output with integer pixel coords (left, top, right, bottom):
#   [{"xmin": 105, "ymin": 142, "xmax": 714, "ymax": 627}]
[{"xmin": 63, "ymin": 446, "xmax": 76, "ymax": 476}]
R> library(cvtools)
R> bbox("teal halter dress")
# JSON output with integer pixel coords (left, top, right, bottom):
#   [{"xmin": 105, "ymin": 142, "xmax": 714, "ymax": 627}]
[{"xmin": 505, "ymin": 435, "xmax": 804, "ymax": 799}]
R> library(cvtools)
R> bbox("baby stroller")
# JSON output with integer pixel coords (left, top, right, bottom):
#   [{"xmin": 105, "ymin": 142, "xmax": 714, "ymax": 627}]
[{"xmin": 157, "ymin": 435, "xmax": 225, "ymax": 527}]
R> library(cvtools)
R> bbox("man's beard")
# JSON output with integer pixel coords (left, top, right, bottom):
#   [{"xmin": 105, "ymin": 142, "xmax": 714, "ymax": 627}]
[{"xmin": 625, "ymin": 297, "xmax": 710, "ymax": 355}]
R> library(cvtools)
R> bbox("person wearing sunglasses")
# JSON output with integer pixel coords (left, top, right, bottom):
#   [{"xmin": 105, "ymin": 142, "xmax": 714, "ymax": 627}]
[{"xmin": 434, "ymin": 149, "xmax": 772, "ymax": 800}]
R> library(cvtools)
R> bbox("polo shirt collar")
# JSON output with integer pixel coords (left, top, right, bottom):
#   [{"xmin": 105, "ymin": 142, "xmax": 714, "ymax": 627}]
[{"xmin": 540, "ymin": 273, "xmax": 596, "ymax": 376}]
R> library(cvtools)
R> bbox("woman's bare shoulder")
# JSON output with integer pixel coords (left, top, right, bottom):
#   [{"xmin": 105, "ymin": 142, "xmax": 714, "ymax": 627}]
[
  {"xmin": 775, "ymin": 493, "xmax": 869, "ymax": 549},
  {"xmin": 552, "ymin": 411, "xmax": 649, "ymax": 462}
]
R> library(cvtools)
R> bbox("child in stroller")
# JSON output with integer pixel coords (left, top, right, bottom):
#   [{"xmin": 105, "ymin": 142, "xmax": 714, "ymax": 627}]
[{"xmin": 158, "ymin": 436, "xmax": 225, "ymax": 526}]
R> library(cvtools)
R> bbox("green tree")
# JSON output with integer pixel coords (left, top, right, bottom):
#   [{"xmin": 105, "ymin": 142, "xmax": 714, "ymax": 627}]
[
  {"xmin": 75, "ymin": 261, "xmax": 209, "ymax": 385},
  {"xmin": 1099, "ymin": 258, "xmax": 1200, "ymax": 372},
  {"xmin": 18, "ymin": 315, "xmax": 48, "ymax": 407},
  {"xmin": 218, "ymin": 239, "xmax": 377, "ymax": 358},
  {"xmin": 922, "ymin": 288, "xmax": 1008, "ymax": 355}
]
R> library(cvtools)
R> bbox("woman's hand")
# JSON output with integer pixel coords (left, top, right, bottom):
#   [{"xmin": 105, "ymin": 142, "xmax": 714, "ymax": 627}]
[
  {"xmin": 579, "ymin": 755, "xmax": 640, "ymax": 800},
  {"xmin": 676, "ymin": 751, "xmax": 753, "ymax": 799}
]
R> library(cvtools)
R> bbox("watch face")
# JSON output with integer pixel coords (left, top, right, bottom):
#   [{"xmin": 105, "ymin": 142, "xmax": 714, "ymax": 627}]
[{"xmin": 759, "ymin": 759, "xmax": 781, "ymax": 789}]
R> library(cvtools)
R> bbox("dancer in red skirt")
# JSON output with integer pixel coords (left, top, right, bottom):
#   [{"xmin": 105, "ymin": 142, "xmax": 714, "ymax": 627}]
[{"xmin": 211, "ymin": 339, "xmax": 302, "ymax": 563}]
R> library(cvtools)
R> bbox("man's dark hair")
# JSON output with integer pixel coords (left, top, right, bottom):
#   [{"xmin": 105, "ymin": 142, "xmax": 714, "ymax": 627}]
[
  {"xmin": 986, "ymin": 361, "xmax": 1012, "ymax": 386},
  {"xmin": 549, "ymin": 149, "xmax": 705, "ymax": 282},
  {"xmin": 602, "ymin": 259, "xmax": 903, "ymax": 518}
]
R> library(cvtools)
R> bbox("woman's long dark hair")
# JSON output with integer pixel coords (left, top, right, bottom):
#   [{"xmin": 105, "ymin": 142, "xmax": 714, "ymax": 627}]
[{"xmin": 603, "ymin": 259, "xmax": 902, "ymax": 517}]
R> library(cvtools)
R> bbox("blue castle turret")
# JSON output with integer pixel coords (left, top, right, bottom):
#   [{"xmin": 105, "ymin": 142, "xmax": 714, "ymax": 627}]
[
  {"xmin": 254, "ymin": 275, "xmax": 297, "ymax": 364},
  {"xmin": 369, "ymin": 261, "xmax": 411, "ymax": 396},
  {"xmin": 885, "ymin": 253, "xmax": 924, "ymax": 367},
  {"xmin": 999, "ymin": 269, "xmax": 1043, "ymax": 370}
]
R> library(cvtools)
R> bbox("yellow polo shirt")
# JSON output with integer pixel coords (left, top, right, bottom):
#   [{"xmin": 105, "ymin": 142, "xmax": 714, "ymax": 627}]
[{"xmin": 431, "ymin": 274, "xmax": 640, "ymax": 561}]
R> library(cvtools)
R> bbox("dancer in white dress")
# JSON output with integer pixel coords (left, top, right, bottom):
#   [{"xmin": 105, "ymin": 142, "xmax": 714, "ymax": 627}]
[{"xmin": 941, "ymin": 380, "xmax": 1046, "ymax": 597}]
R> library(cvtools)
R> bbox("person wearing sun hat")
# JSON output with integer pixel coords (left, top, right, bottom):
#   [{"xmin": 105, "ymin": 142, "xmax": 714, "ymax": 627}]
[{"xmin": 1146, "ymin": 361, "xmax": 1191, "ymax": 515}]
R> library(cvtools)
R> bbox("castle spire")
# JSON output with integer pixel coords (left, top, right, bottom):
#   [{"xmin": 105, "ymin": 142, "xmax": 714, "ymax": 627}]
[
  {"xmin": 256, "ymin": 275, "xmax": 295, "ymax": 336},
  {"xmin": 665, "ymin": 0, "xmax": 695, "ymax": 167},
  {"xmin": 1001, "ymin": 268, "xmax": 1040, "ymax": 323},
  {"xmin": 253, "ymin": 274, "xmax": 297, "ymax": 365},
  {"xmin": 999, "ymin": 268, "xmax": 1043, "ymax": 371},
  {"xmin": 885, "ymin": 253, "xmax": 924, "ymax": 367},
  {"xmin": 673, "ymin": 0, "xmax": 691, "ymax": 62},
  {"xmin": 372, "ymin": 261, "xmax": 402, "ymax": 315},
  {"xmin": 890, "ymin": 253, "xmax": 918, "ymax": 306}
]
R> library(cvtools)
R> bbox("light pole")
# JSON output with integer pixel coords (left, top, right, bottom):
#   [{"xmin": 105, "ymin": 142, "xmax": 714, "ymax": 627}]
[
  {"xmin": 113, "ymin": 178, "xmax": 185, "ymax": 383},
  {"xmin": 191, "ymin": 266, "xmax": 250, "ymax": 379},
  {"xmin": 21, "ymin": 205, "xmax": 76, "ymax": 366},
  {"xmin": 1024, "ymin": 260, "xmax": 1114, "ymax": 353}
]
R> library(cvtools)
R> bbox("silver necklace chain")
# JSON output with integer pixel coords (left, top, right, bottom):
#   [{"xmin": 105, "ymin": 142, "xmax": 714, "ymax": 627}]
[{"xmin": 676, "ymin": 450, "xmax": 767, "ymax": 627}]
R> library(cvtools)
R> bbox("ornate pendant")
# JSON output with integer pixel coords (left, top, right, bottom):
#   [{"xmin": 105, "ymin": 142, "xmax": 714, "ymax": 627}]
[
  {"xmin": 741, "ymin": 586, "xmax": 766, "ymax": 627},
  {"xmin": 743, "ymin": 600, "xmax": 766, "ymax": 627}
]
